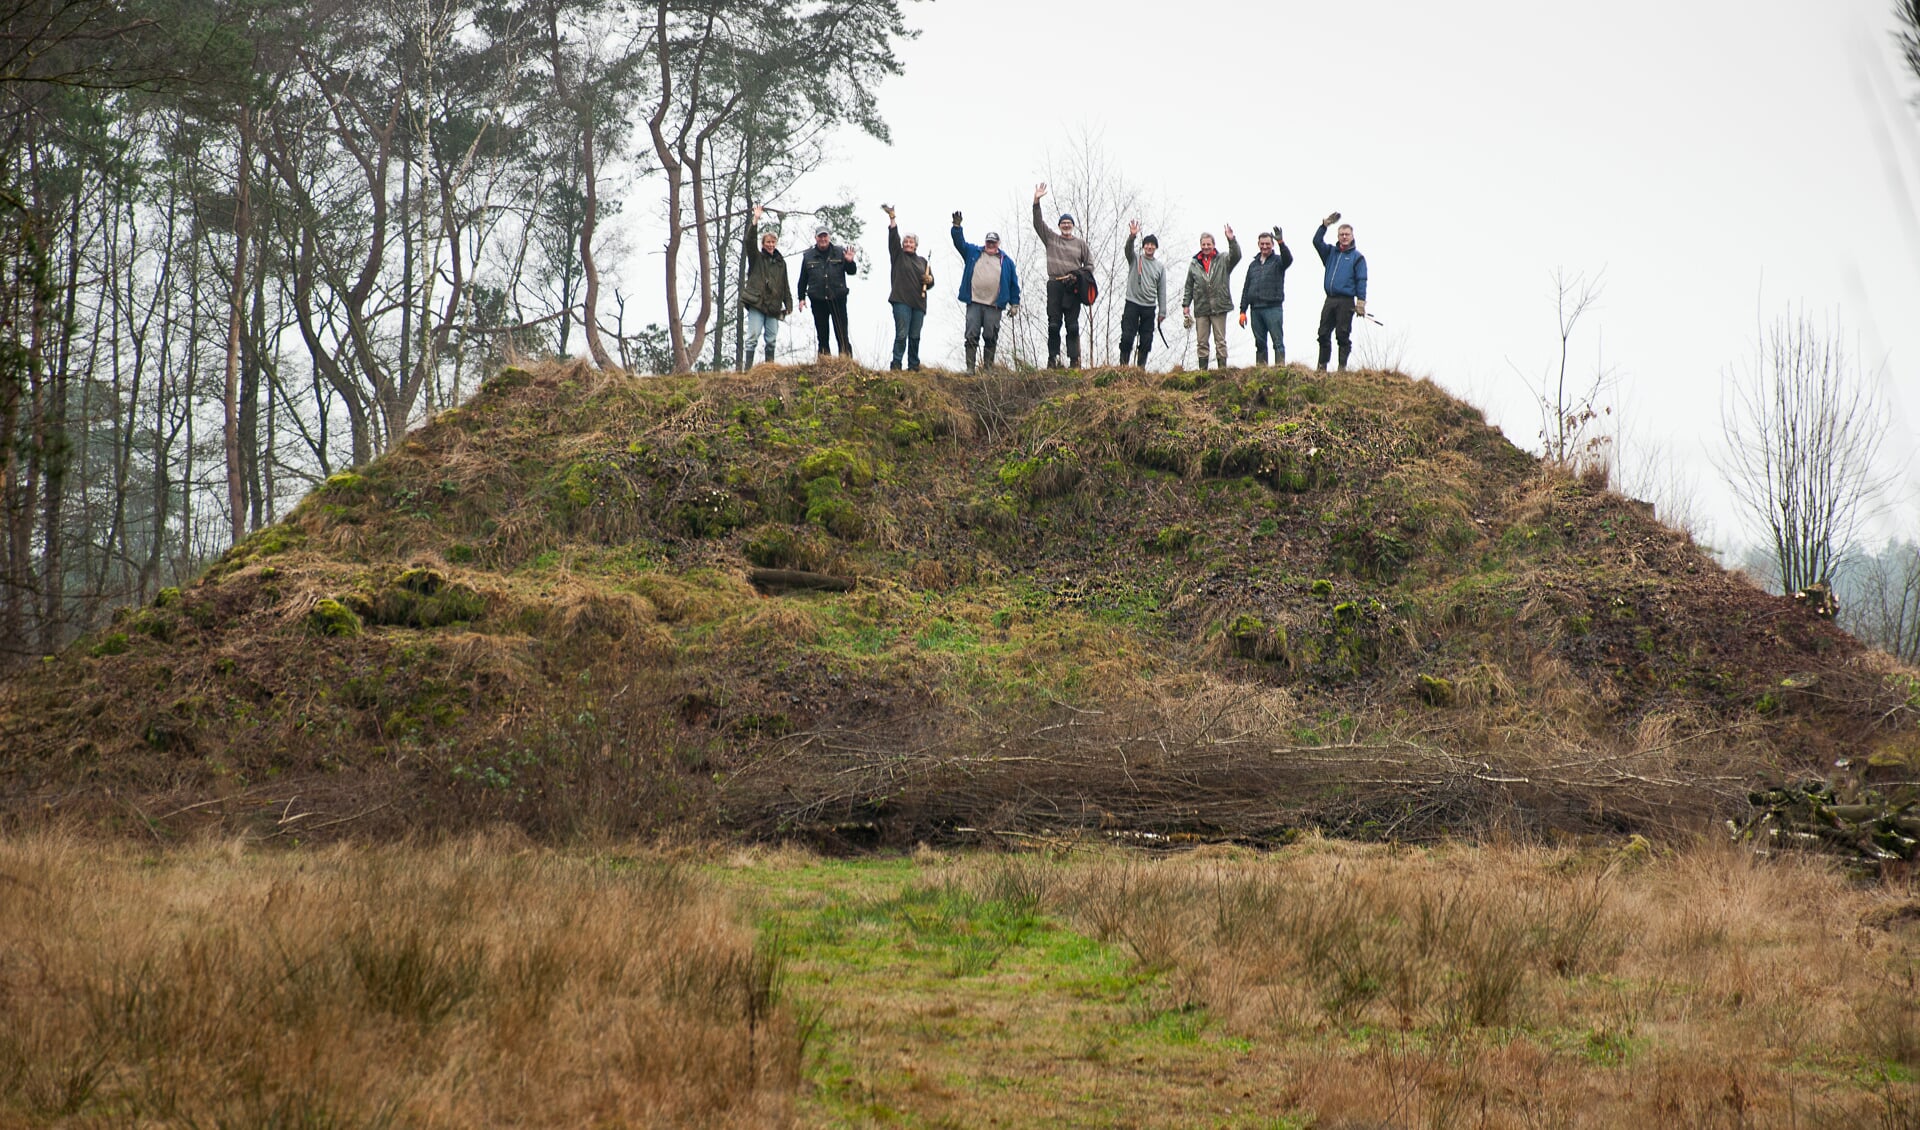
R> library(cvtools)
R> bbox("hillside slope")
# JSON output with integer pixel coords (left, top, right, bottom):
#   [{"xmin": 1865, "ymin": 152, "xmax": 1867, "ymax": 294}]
[{"xmin": 4, "ymin": 360, "xmax": 1914, "ymax": 845}]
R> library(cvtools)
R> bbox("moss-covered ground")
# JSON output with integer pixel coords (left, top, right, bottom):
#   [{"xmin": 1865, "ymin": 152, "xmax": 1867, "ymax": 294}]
[{"xmin": 3, "ymin": 358, "xmax": 1915, "ymax": 845}]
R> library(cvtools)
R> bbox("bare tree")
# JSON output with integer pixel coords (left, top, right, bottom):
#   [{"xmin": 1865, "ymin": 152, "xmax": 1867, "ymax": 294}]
[
  {"xmin": 1512, "ymin": 269, "xmax": 1612, "ymax": 470},
  {"xmin": 1841, "ymin": 539, "xmax": 1920, "ymax": 662},
  {"xmin": 1717, "ymin": 311, "xmax": 1892, "ymax": 595}
]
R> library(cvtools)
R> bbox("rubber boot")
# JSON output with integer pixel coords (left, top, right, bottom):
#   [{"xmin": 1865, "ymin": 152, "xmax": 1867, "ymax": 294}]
[
  {"xmin": 1338, "ymin": 344, "xmax": 1351, "ymax": 372},
  {"xmin": 742, "ymin": 345, "xmax": 755, "ymax": 371},
  {"xmin": 982, "ymin": 345, "xmax": 997, "ymax": 371},
  {"xmin": 1134, "ymin": 348, "xmax": 1148, "ymax": 367},
  {"xmin": 1254, "ymin": 347, "xmax": 1268, "ymax": 367},
  {"xmin": 966, "ymin": 345, "xmax": 978, "ymax": 374},
  {"xmin": 1197, "ymin": 357, "xmax": 1209, "ymax": 371}
]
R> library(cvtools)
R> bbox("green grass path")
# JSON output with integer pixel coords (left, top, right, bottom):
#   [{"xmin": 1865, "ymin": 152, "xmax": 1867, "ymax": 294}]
[{"xmin": 718, "ymin": 853, "xmax": 1308, "ymax": 1130}]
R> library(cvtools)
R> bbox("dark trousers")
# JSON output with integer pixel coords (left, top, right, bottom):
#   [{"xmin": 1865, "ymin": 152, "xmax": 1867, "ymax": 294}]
[
  {"xmin": 1045, "ymin": 278, "xmax": 1082, "ymax": 366},
  {"xmin": 810, "ymin": 297, "xmax": 850, "ymax": 356},
  {"xmin": 1317, "ymin": 294, "xmax": 1355, "ymax": 370},
  {"xmin": 1118, "ymin": 300, "xmax": 1156, "ymax": 366}
]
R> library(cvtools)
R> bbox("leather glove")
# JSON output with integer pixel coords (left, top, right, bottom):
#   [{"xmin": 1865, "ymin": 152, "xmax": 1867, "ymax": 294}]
[
  {"xmin": 1354, "ymin": 299, "xmax": 1367, "ymax": 318},
  {"xmin": 1322, "ymin": 212, "xmax": 1341, "ymax": 227},
  {"xmin": 1183, "ymin": 313, "xmax": 1194, "ymax": 330},
  {"xmin": 952, "ymin": 210, "xmax": 962, "ymax": 225},
  {"xmin": 1238, "ymin": 312, "xmax": 1248, "ymax": 328}
]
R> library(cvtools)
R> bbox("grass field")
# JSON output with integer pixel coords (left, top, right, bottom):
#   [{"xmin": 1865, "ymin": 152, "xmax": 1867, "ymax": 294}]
[{"xmin": 6, "ymin": 834, "xmax": 1920, "ymax": 1128}]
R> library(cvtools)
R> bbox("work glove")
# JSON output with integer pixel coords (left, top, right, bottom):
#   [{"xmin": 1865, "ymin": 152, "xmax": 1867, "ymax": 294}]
[
  {"xmin": 1354, "ymin": 299, "xmax": 1367, "ymax": 318},
  {"xmin": 1322, "ymin": 211, "xmax": 1341, "ymax": 227},
  {"xmin": 1007, "ymin": 304, "xmax": 1019, "ymax": 318},
  {"xmin": 1183, "ymin": 313, "xmax": 1194, "ymax": 330},
  {"xmin": 882, "ymin": 203, "xmax": 896, "ymax": 219},
  {"xmin": 1238, "ymin": 311, "xmax": 1248, "ymax": 328},
  {"xmin": 952, "ymin": 210, "xmax": 962, "ymax": 225}
]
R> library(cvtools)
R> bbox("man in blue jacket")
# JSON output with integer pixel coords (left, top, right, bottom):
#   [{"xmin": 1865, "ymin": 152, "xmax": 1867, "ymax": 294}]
[
  {"xmin": 951, "ymin": 210, "xmax": 1022, "ymax": 373},
  {"xmin": 1312, "ymin": 212, "xmax": 1367, "ymax": 372}
]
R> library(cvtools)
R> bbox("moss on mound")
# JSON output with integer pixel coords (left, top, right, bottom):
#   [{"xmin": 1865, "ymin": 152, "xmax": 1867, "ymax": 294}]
[{"xmin": 3, "ymin": 359, "xmax": 1913, "ymax": 846}]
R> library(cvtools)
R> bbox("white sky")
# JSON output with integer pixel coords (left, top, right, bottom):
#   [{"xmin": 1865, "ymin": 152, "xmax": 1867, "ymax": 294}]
[{"xmin": 617, "ymin": 0, "xmax": 1920, "ymax": 549}]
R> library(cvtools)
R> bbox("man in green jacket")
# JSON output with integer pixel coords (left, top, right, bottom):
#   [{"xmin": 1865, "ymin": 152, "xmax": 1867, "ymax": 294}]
[
  {"xmin": 740, "ymin": 205, "xmax": 793, "ymax": 369},
  {"xmin": 1181, "ymin": 226, "xmax": 1241, "ymax": 370}
]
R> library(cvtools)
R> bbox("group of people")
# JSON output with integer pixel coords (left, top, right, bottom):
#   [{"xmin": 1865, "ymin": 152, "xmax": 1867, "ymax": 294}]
[{"xmin": 737, "ymin": 188, "xmax": 1371, "ymax": 374}]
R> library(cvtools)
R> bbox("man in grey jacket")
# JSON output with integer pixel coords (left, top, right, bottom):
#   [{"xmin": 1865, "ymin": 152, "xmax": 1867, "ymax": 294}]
[
  {"xmin": 1181, "ymin": 226, "xmax": 1241, "ymax": 370},
  {"xmin": 1032, "ymin": 182, "xmax": 1095, "ymax": 369},
  {"xmin": 1120, "ymin": 220, "xmax": 1169, "ymax": 367}
]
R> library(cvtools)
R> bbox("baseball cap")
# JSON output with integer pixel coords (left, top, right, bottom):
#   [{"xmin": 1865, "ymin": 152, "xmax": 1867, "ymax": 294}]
[
  {"xmin": 814, "ymin": 225, "xmax": 830, "ymax": 237},
  {"xmin": 983, "ymin": 231, "xmax": 1000, "ymax": 243}
]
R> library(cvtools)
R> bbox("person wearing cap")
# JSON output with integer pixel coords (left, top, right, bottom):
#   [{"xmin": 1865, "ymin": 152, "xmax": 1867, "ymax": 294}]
[
  {"xmin": 1181, "ymin": 225, "xmax": 1242, "ymax": 370},
  {"xmin": 883, "ymin": 205, "xmax": 931, "ymax": 371},
  {"xmin": 796, "ymin": 223, "xmax": 859, "ymax": 358},
  {"xmin": 1032, "ymin": 182, "xmax": 1095, "ymax": 368},
  {"xmin": 950, "ymin": 209, "xmax": 1021, "ymax": 374},
  {"xmin": 1238, "ymin": 227, "xmax": 1294, "ymax": 367},
  {"xmin": 739, "ymin": 204, "xmax": 793, "ymax": 369},
  {"xmin": 1120, "ymin": 220, "xmax": 1169, "ymax": 367},
  {"xmin": 1312, "ymin": 212, "xmax": 1368, "ymax": 372}
]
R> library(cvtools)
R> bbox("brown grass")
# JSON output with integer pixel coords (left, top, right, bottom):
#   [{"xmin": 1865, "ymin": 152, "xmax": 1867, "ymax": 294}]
[
  {"xmin": 910, "ymin": 839, "xmax": 1920, "ymax": 1128},
  {"xmin": 0, "ymin": 832, "xmax": 808, "ymax": 1127}
]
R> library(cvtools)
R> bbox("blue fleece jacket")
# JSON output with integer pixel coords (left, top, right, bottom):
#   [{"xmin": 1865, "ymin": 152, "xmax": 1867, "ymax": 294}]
[
  {"xmin": 1312, "ymin": 224, "xmax": 1368, "ymax": 300},
  {"xmin": 951, "ymin": 226, "xmax": 1022, "ymax": 309}
]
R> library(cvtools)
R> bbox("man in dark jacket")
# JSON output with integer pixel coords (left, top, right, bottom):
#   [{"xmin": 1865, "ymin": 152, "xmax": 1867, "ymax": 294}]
[
  {"xmin": 796, "ymin": 225, "xmax": 858, "ymax": 358},
  {"xmin": 1181, "ymin": 226, "xmax": 1241, "ymax": 370},
  {"xmin": 1312, "ymin": 212, "xmax": 1368, "ymax": 372},
  {"xmin": 1238, "ymin": 227, "xmax": 1293, "ymax": 367},
  {"xmin": 1032, "ymin": 182, "xmax": 1095, "ymax": 368},
  {"xmin": 739, "ymin": 204, "xmax": 793, "ymax": 369},
  {"xmin": 884, "ymin": 205, "xmax": 931, "ymax": 371},
  {"xmin": 951, "ymin": 211, "xmax": 1021, "ymax": 373}
]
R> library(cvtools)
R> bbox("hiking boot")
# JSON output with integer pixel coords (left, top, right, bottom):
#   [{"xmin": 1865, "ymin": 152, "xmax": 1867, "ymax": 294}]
[
  {"xmin": 1067, "ymin": 352, "xmax": 1080, "ymax": 369},
  {"xmin": 742, "ymin": 346, "xmax": 756, "ymax": 371},
  {"xmin": 965, "ymin": 346, "xmax": 978, "ymax": 374},
  {"xmin": 1047, "ymin": 353, "xmax": 1061, "ymax": 369}
]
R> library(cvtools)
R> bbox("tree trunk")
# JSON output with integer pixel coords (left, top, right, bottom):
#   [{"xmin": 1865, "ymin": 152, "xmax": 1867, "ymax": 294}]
[
  {"xmin": 221, "ymin": 114, "xmax": 252, "ymax": 545},
  {"xmin": 578, "ymin": 110, "xmax": 615, "ymax": 371}
]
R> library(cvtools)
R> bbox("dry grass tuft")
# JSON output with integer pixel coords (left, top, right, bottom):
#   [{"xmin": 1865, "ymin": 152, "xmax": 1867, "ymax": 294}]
[
  {"xmin": 0, "ymin": 835, "xmax": 807, "ymax": 1127},
  {"xmin": 918, "ymin": 839, "xmax": 1920, "ymax": 1127}
]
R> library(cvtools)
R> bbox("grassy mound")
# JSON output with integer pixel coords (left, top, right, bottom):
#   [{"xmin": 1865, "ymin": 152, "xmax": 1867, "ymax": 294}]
[{"xmin": 4, "ymin": 358, "xmax": 1915, "ymax": 845}]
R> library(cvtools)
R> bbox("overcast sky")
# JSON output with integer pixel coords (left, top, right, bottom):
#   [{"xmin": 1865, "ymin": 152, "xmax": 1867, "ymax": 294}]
[{"xmin": 619, "ymin": 0, "xmax": 1920, "ymax": 550}]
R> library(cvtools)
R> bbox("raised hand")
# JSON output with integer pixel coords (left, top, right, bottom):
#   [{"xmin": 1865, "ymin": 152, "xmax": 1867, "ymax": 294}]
[
  {"xmin": 1034, "ymin": 182, "xmax": 1047, "ymax": 201},
  {"xmin": 1129, "ymin": 219, "xmax": 1140, "ymax": 236},
  {"xmin": 751, "ymin": 204, "xmax": 764, "ymax": 223},
  {"xmin": 1322, "ymin": 211, "xmax": 1341, "ymax": 227},
  {"xmin": 1223, "ymin": 223, "xmax": 1234, "ymax": 241},
  {"xmin": 952, "ymin": 210, "xmax": 962, "ymax": 225},
  {"xmin": 843, "ymin": 246, "xmax": 856, "ymax": 263}
]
